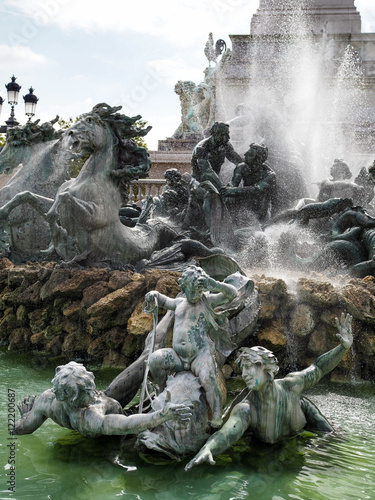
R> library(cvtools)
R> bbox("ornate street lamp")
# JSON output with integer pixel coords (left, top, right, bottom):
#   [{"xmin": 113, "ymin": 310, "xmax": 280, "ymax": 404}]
[
  {"xmin": 23, "ymin": 87, "xmax": 39, "ymax": 121},
  {"xmin": 0, "ymin": 76, "xmax": 39, "ymax": 134},
  {"xmin": 5, "ymin": 75, "xmax": 21, "ymax": 128},
  {"xmin": 0, "ymin": 96, "xmax": 5, "ymax": 134}
]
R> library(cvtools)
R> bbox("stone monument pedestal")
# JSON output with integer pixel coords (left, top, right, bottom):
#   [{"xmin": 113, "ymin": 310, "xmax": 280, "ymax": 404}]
[
  {"xmin": 251, "ymin": 0, "xmax": 361, "ymax": 35},
  {"xmin": 158, "ymin": 134, "xmax": 202, "ymax": 153},
  {"xmin": 148, "ymin": 136, "xmax": 201, "ymax": 178}
]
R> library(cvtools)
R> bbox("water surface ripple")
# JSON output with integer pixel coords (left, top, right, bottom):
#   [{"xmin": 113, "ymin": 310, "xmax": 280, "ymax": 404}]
[{"xmin": 1, "ymin": 352, "xmax": 374, "ymax": 500}]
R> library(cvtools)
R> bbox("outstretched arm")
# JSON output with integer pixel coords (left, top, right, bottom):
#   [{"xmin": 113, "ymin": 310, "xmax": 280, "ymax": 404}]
[
  {"xmin": 225, "ymin": 143, "xmax": 243, "ymax": 166},
  {"xmin": 202, "ymin": 275, "xmax": 237, "ymax": 307},
  {"xmin": 314, "ymin": 313, "xmax": 353, "ymax": 373},
  {"xmin": 143, "ymin": 290, "xmax": 178, "ymax": 311},
  {"xmin": 286, "ymin": 313, "xmax": 353, "ymax": 392},
  {"xmin": 14, "ymin": 394, "xmax": 49, "ymax": 435},
  {"xmin": 100, "ymin": 390, "xmax": 192, "ymax": 435},
  {"xmin": 185, "ymin": 401, "xmax": 251, "ymax": 471},
  {"xmin": 220, "ymin": 164, "xmax": 250, "ymax": 198},
  {"xmin": 222, "ymin": 167, "xmax": 276, "ymax": 199}
]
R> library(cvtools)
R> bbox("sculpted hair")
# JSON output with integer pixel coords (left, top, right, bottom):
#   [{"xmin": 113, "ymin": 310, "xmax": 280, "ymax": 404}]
[
  {"xmin": 331, "ymin": 158, "xmax": 352, "ymax": 180},
  {"xmin": 164, "ymin": 168, "xmax": 182, "ymax": 181},
  {"xmin": 178, "ymin": 265, "xmax": 208, "ymax": 292},
  {"xmin": 236, "ymin": 346, "xmax": 279, "ymax": 376},
  {"xmin": 52, "ymin": 361, "xmax": 97, "ymax": 407},
  {"xmin": 79, "ymin": 103, "xmax": 152, "ymax": 202},
  {"xmin": 210, "ymin": 122, "xmax": 229, "ymax": 135},
  {"xmin": 248, "ymin": 143, "xmax": 268, "ymax": 163}
]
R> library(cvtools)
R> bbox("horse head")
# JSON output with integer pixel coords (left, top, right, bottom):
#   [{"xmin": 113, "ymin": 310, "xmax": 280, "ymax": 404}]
[
  {"xmin": 63, "ymin": 113, "xmax": 111, "ymax": 154},
  {"xmin": 63, "ymin": 103, "xmax": 152, "ymax": 187}
]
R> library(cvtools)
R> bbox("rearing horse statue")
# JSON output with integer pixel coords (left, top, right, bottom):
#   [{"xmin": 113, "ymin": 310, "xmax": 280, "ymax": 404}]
[
  {"xmin": 0, "ymin": 103, "xmax": 177, "ymax": 265},
  {"xmin": 0, "ymin": 117, "xmax": 71, "ymax": 258}
]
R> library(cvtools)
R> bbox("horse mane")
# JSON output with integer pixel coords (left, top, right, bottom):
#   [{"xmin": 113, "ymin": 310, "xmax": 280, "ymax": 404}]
[
  {"xmin": 6, "ymin": 116, "xmax": 62, "ymax": 147},
  {"xmin": 85, "ymin": 103, "xmax": 153, "ymax": 202}
]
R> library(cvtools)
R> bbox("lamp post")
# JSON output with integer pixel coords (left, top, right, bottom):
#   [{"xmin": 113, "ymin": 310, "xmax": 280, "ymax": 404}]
[
  {"xmin": 23, "ymin": 87, "xmax": 39, "ymax": 121},
  {"xmin": 5, "ymin": 75, "xmax": 21, "ymax": 129},
  {"xmin": 0, "ymin": 76, "xmax": 38, "ymax": 133}
]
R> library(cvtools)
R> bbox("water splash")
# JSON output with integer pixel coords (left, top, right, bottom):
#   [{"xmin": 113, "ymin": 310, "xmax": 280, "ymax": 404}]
[{"xmin": 217, "ymin": 0, "xmax": 369, "ymax": 196}]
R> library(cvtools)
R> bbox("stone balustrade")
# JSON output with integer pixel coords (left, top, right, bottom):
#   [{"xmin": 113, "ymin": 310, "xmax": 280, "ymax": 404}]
[{"xmin": 128, "ymin": 179, "xmax": 166, "ymax": 203}]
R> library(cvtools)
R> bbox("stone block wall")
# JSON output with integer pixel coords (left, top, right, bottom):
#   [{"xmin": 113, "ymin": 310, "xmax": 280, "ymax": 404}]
[
  {"xmin": 0, "ymin": 260, "xmax": 180, "ymax": 370},
  {"xmin": 0, "ymin": 259, "xmax": 374, "ymax": 381}
]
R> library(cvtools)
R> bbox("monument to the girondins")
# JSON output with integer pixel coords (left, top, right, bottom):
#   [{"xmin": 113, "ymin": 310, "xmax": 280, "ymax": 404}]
[{"xmin": 152, "ymin": 0, "xmax": 375, "ymax": 178}]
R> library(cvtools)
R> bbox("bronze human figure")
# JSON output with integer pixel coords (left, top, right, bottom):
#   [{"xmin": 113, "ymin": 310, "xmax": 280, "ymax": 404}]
[
  {"xmin": 191, "ymin": 122, "xmax": 242, "ymax": 190},
  {"xmin": 221, "ymin": 143, "xmax": 276, "ymax": 222},
  {"xmin": 144, "ymin": 265, "xmax": 238, "ymax": 428},
  {"xmin": 186, "ymin": 313, "xmax": 353, "ymax": 470},
  {"xmin": 14, "ymin": 361, "xmax": 192, "ymax": 438}
]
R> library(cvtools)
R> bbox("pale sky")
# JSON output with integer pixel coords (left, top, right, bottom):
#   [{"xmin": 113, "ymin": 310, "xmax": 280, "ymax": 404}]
[{"xmin": 0, "ymin": 0, "xmax": 374, "ymax": 149}]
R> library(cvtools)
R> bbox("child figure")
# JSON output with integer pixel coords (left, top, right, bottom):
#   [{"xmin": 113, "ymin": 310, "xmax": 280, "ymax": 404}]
[{"xmin": 144, "ymin": 265, "xmax": 238, "ymax": 428}]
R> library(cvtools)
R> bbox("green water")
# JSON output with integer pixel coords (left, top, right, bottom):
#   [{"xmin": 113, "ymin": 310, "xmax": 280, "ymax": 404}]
[{"xmin": 1, "ymin": 351, "xmax": 375, "ymax": 500}]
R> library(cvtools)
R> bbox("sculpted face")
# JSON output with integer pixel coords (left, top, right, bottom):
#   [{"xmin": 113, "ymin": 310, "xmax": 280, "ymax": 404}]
[
  {"xmin": 184, "ymin": 282, "xmax": 204, "ymax": 304},
  {"xmin": 52, "ymin": 362, "xmax": 97, "ymax": 408},
  {"xmin": 245, "ymin": 146, "xmax": 257, "ymax": 164},
  {"xmin": 213, "ymin": 128, "xmax": 230, "ymax": 145},
  {"xmin": 179, "ymin": 266, "xmax": 208, "ymax": 304},
  {"xmin": 241, "ymin": 360, "xmax": 269, "ymax": 390}
]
